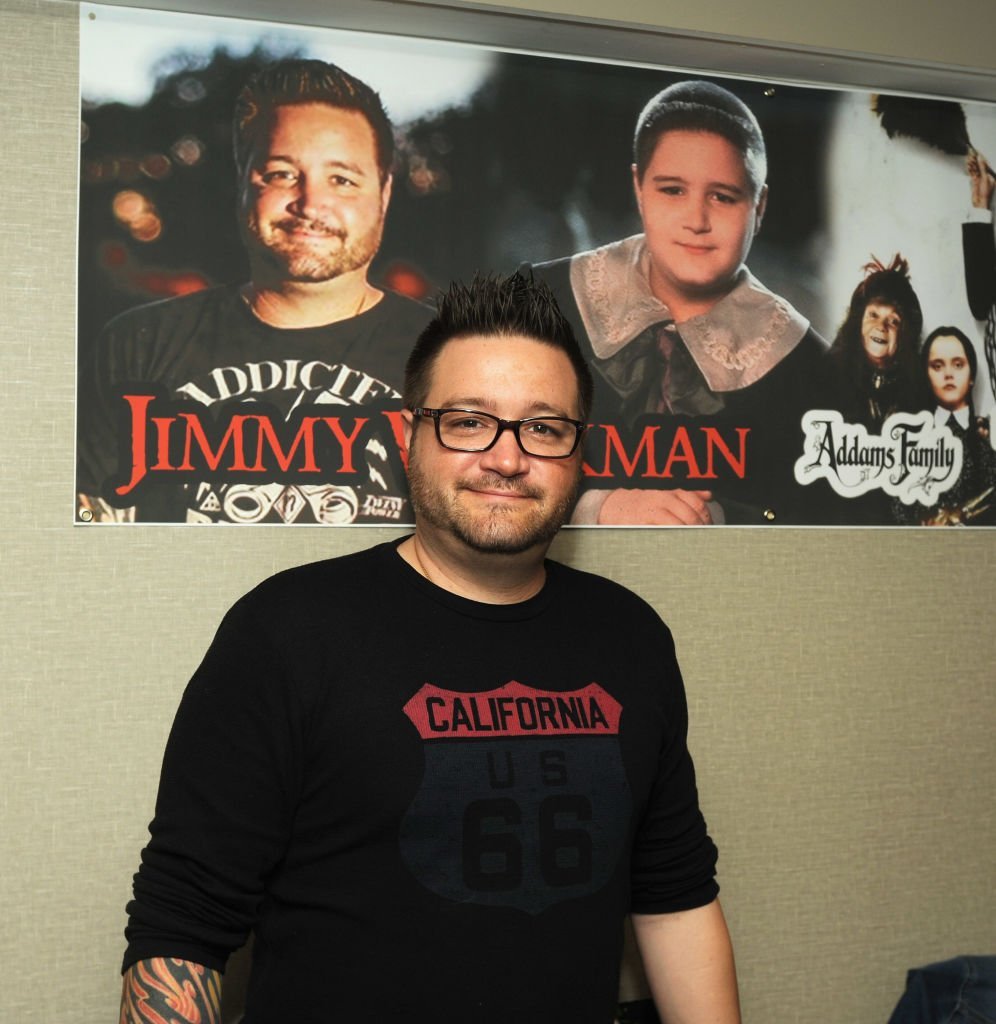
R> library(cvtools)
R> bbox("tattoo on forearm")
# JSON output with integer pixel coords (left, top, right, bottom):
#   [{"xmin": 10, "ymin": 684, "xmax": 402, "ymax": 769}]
[{"xmin": 120, "ymin": 957, "xmax": 222, "ymax": 1024}]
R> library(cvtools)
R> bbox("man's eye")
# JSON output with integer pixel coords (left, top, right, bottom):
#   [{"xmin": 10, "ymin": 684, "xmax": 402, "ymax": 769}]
[
  {"xmin": 331, "ymin": 175, "xmax": 358, "ymax": 188},
  {"xmin": 711, "ymin": 191, "xmax": 738, "ymax": 204},
  {"xmin": 658, "ymin": 186, "xmax": 683, "ymax": 196},
  {"xmin": 260, "ymin": 170, "xmax": 297, "ymax": 186},
  {"xmin": 524, "ymin": 420, "xmax": 569, "ymax": 440},
  {"xmin": 449, "ymin": 416, "xmax": 488, "ymax": 431}
]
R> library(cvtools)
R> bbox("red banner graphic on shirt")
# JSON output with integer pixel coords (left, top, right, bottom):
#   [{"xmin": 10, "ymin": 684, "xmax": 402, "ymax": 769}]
[{"xmin": 403, "ymin": 681, "xmax": 622, "ymax": 739}]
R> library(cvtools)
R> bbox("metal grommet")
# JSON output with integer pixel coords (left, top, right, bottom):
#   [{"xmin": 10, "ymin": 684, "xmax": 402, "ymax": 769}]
[
  {"xmin": 762, "ymin": 508, "xmax": 776, "ymax": 522},
  {"xmin": 79, "ymin": 508, "xmax": 94, "ymax": 523}
]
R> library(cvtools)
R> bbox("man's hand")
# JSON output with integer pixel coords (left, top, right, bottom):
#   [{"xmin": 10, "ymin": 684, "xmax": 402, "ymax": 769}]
[
  {"xmin": 968, "ymin": 150, "xmax": 995, "ymax": 211},
  {"xmin": 599, "ymin": 488, "xmax": 715, "ymax": 526},
  {"xmin": 120, "ymin": 958, "xmax": 221, "ymax": 1024}
]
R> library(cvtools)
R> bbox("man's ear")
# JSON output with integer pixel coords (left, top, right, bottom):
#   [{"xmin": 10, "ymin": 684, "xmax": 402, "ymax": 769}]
[
  {"xmin": 631, "ymin": 163, "xmax": 643, "ymax": 218},
  {"xmin": 381, "ymin": 173, "xmax": 393, "ymax": 216},
  {"xmin": 401, "ymin": 407, "xmax": 414, "ymax": 452},
  {"xmin": 754, "ymin": 184, "xmax": 769, "ymax": 235}
]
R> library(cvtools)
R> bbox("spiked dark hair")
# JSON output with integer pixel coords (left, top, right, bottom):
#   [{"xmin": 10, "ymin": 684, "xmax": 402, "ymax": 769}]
[
  {"xmin": 404, "ymin": 272, "xmax": 594, "ymax": 422},
  {"xmin": 233, "ymin": 58, "xmax": 394, "ymax": 183},
  {"xmin": 633, "ymin": 79, "xmax": 767, "ymax": 196}
]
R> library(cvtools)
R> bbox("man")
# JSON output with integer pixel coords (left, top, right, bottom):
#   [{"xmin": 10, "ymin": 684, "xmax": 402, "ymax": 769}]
[
  {"xmin": 77, "ymin": 59, "xmax": 430, "ymax": 524},
  {"xmin": 963, "ymin": 150, "xmax": 995, "ymax": 410},
  {"xmin": 531, "ymin": 79, "xmax": 826, "ymax": 526},
  {"xmin": 120, "ymin": 273, "xmax": 740, "ymax": 1023},
  {"xmin": 963, "ymin": 149, "xmax": 995, "ymax": 323}
]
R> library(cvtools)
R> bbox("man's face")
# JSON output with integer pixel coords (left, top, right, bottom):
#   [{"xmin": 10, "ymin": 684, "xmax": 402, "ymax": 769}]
[
  {"xmin": 404, "ymin": 335, "xmax": 584, "ymax": 556},
  {"xmin": 240, "ymin": 103, "xmax": 390, "ymax": 283},
  {"xmin": 927, "ymin": 335, "xmax": 973, "ymax": 411},
  {"xmin": 860, "ymin": 302, "xmax": 903, "ymax": 369},
  {"xmin": 634, "ymin": 129, "xmax": 766, "ymax": 313}
]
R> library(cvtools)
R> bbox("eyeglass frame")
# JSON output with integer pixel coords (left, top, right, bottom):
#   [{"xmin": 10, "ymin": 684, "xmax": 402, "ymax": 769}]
[{"xmin": 410, "ymin": 406, "xmax": 587, "ymax": 459}]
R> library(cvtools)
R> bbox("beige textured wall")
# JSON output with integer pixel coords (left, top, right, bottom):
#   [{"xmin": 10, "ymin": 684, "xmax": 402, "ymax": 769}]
[
  {"xmin": 1, "ymin": 1, "xmax": 993, "ymax": 1022},
  {"xmin": 445, "ymin": 0, "xmax": 996, "ymax": 72}
]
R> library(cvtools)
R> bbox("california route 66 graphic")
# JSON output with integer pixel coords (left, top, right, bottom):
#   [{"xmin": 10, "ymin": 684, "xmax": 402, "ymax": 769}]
[{"xmin": 400, "ymin": 681, "xmax": 631, "ymax": 914}]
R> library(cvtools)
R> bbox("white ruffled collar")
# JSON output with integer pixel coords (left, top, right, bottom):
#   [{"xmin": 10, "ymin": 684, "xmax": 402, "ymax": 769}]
[{"xmin": 568, "ymin": 234, "xmax": 810, "ymax": 392}]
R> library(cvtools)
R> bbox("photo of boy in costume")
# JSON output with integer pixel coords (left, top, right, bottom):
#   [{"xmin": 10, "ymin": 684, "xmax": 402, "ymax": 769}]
[{"xmin": 530, "ymin": 79, "xmax": 828, "ymax": 526}]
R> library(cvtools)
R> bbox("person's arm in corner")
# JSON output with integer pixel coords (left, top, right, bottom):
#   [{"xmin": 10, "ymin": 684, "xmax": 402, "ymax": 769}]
[
  {"xmin": 963, "ymin": 150, "xmax": 996, "ymax": 319},
  {"xmin": 632, "ymin": 899, "xmax": 741, "ymax": 1024},
  {"xmin": 120, "ymin": 958, "xmax": 221, "ymax": 1024}
]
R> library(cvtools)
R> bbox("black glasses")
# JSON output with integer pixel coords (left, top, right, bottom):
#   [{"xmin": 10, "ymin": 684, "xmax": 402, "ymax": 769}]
[{"xmin": 411, "ymin": 407, "xmax": 585, "ymax": 459}]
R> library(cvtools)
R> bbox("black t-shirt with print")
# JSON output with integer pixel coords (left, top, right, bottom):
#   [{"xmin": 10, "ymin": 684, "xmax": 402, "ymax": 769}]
[
  {"xmin": 77, "ymin": 285, "xmax": 431, "ymax": 524},
  {"xmin": 124, "ymin": 540, "xmax": 720, "ymax": 1023}
]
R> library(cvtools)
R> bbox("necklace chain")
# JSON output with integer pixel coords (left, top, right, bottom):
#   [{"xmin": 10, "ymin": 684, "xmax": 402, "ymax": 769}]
[{"xmin": 241, "ymin": 285, "xmax": 371, "ymax": 321}]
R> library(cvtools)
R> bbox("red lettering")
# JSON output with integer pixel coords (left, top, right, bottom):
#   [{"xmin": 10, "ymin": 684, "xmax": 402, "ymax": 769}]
[
  {"xmin": 151, "ymin": 417, "xmax": 174, "ymax": 471},
  {"xmin": 177, "ymin": 414, "xmax": 250, "ymax": 472},
  {"xmin": 115, "ymin": 394, "xmax": 153, "ymax": 496},
  {"xmin": 321, "ymin": 417, "xmax": 367, "ymax": 474},
  {"xmin": 583, "ymin": 424, "xmax": 658, "ymax": 478},
  {"xmin": 381, "ymin": 409, "xmax": 410, "ymax": 470},
  {"xmin": 704, "ymin": 427, "xmax": 749, "ymax": 479},
  {"xmin": 659, "ymin": 427, "xmax": 703, "ymax": 478},
  {"xmin": 253, "ymin": 416, "xmax": 319, "ymax": 473}
]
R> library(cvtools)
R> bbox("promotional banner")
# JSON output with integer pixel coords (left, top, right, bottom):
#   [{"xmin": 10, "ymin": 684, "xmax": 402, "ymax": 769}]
[{"xmin": 76, "ymin": 3, "xmax": 996, "ymax": 527}]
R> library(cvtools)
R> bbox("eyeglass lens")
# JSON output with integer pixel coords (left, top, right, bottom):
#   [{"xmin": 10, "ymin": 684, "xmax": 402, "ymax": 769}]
[{"xmin": 436, "ymin": 410, "xmax": 576, "ymax": 456}]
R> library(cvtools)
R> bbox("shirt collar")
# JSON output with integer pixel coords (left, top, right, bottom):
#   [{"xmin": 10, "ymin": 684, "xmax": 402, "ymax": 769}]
[
  {"xmin": 567, "ymin": 234, "xmax": 811, "ymax": 392},
  {"xmin": 935, "ymin": 405, "xmax": 971, "ymax": 429}
]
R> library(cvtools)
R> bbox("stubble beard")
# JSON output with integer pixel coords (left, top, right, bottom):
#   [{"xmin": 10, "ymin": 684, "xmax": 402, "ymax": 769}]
[
  {"xmin": 406, "ymin": 451, "xmax": 581, "ymax": 556},
  {"xmin": 244, "ymin": 213, "xmax": 384, "ymax": 283}
]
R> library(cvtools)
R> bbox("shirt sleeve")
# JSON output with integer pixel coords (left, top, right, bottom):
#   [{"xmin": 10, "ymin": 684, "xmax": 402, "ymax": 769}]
[
  {"xmin": 123, "ymin": 595, "xmax": 306, "ymax": 972},
  {"xmin": 628, "ymin": 627, "xmax": 720, "ymax": 914},
  {"xmin": 963, "ymin": 219, "xmax": 996, "ymax": 320}
]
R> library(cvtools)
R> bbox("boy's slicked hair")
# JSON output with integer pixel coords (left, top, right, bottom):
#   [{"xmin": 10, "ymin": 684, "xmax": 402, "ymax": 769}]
[
  {"xmin": 234, "ymin": 58, "xmax": 394, "ymax": 183},
  {"xmin": 634, "ymin": 79, "xmax": 767, "ymax": 196},
  {"xmin": 404, "ymin": 272, "xmax": 595, "ymax": 422}
]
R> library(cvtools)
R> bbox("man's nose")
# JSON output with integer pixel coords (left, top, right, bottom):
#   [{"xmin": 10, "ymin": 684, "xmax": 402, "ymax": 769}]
[
  {"xmin": 292, "ymin": 175, "xmax": 336, "ymax": 220},
  {"xmin": 478, "ymin": 427, "xmax": 530, "ymax": 476}
]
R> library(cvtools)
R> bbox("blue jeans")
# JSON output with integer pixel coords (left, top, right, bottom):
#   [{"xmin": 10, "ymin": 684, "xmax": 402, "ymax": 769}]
[{"xmin": 888, "ymin": 956, "xmax": 996, "ymax": 1024}]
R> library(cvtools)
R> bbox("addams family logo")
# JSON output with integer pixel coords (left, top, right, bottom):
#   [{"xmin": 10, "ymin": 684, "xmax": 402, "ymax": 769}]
[{"xmin": 795, "ymin": 410, "xmax": 963, "ymax": 505}]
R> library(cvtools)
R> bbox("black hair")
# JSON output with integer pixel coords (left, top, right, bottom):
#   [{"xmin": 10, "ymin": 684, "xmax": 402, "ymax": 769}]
[
  {"xmin": 233, "ymin": 58, "xmax": 394, "ymax": 183},
  {"xmin": 829, "ymin": 254, "xmax": 924, "ymax": 395},
  {"xmin": 921, "ymin": 325, "xmax": 978, "ymax": 414},
  {"xmin": 404, "ymin": 272, "xmax": 594, "ymax": 422},
  {"xmin": 922, "ymin": 325, "xmax": 977, "ymax": 378},
  {"xmin": 633, "ymin": 79, "xmax": 767, "ymax": 195}
]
